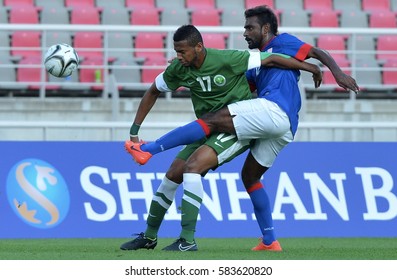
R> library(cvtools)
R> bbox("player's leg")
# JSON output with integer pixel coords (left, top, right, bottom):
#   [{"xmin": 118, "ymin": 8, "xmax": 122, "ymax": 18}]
[{"xmin": 120, "ymin": 157, "xmax": 185, "ymax": 250}]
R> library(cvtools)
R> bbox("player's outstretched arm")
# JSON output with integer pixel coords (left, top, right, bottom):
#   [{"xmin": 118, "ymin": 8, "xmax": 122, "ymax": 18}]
[
  {"xmin": 129, "ymin": 82, "xmax": 161, "ymax": 141},
  {"xmin": 261, "ymin": 53, "xmax": 322, "ymax": 88},
  {"xmin": 308, "ymin": 47, "xmax": 359, "ymax": 93}
]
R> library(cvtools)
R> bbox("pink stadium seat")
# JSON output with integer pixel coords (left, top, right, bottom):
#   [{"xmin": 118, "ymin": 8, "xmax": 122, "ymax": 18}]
[
  {"xmin": 73, "ymin": 32, "xmax": 103, "ymax": 60},
  {"xmin": 304, "ymin": 0, "xmax": 333, "ymax": 11},
  {"xmin": 4, "ymin": 0, "xmax": 34, "ymax": 7},
  {"xmin": 202, "ymin": 33, "xmax": 227, "ymax": 49},
  {"xmin": 186, "ymin": 0, "xmax": 216, "ymax": 9},
  {"xmin": 134, "ymin": 32, "xmax": 165, "ymax": 60},
  {"xmin": 125, "ymin": 0, "xmax": 156, "ymax": 9},
  {"xmin": 79, "ymin": 57, "xmax": 104, "ymax": 90},
  {"xmin": 369, "ymin": 11, "xmax": 397, "ymax": 28},
  {"xmin": 245, "ymin": 0, "xmax": 275, "ymax": 9},
  {"xmin": 65, "ymin": 0, "xmax": 95, "ymax": 8},
  {"xmin": 16, "ymin": 56, "xmax": 50, "ymax": 90},
  {"xmin": 376, "ymin": 35, "xmax": 397, "ymax": 62},
  {"xmin": 11, "ymin": 31, "xmax": 41, "ymax": 58},
  {"xmin": 141, "ymin": 56, "xmax": 167, "ymax": 84},
  {"xmin": 362, "ymin": 0, "xmax": 390, "ymax": 12},
  {"xmin": 191, "ymin": 8, "xmax": 221, "ymax": 26},
  {"xmin": 382, "ymin": 59, "xmax": 397, "ymax": 85},
  {"xmin": 310, "ymin": 10, "xmax": 339, "ymax": 27},
  {"xmin": 70, "ymin": 7, "xmax": 100, "ymax": 25},
  {"xmin": 317, "ymin": 35, "xmax": 348, "ymax": 62},
  {"xmin": 130, "ymin": 8, "xmax": 161, "ymax": 25},
  {"xmin": 9, "ymin": 5, "xmax": 39, "ymax": 24}
]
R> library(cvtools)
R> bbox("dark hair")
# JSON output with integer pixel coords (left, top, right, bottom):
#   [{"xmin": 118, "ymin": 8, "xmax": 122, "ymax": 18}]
[
  {"xmin": 173, "ymin": 25, "xmax": 203, "ymax": 47},
  {"xmin": 244, "ymin": 5, "xmax": 278, "ymax": 35}
]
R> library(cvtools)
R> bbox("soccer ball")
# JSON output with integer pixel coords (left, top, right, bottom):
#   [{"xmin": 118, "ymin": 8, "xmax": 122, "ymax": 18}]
[{"xmin": 44, "ymin": 44, "xmax": 79, "ymax": 78}]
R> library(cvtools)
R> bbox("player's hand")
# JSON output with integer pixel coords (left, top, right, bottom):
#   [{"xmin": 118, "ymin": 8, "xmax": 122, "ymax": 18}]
[
  {"xmin": 312, "ymin": 65, "xmax": 322, "ymax": 88},
  {"xmin": 334, "ymin": 72, "xmax": 360, "ymax": 93}
]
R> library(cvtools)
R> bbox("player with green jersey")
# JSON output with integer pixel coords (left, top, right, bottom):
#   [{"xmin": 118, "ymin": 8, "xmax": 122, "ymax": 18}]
[{"xmin": 121, "ymin": 25, "xmax": 321, "ymax": 251}]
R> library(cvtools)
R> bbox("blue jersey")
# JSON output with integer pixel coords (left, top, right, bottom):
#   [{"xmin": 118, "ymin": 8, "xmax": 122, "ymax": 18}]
[{"xmin": 245, "ymin": 33, "xmax": 312, "ymax": 136}]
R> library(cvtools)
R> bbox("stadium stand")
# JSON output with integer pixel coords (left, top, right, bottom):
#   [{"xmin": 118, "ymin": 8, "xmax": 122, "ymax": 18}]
[
  {"xmin": 65, "ymin": 0, "xmax": 95, "ymax": 8},
  {"xmin": 125, "ymin": 0, "xmax": 157, "ymax": 9},
  {"xmin": 340, "ymin": 10, "xmax": 368, "ymax": 28},
  {"xmin": 160, "ymin": 7, "xmax": 190, "ymax": 26},
  {"xmin": 369, "ymin": 10, "xmax": 397, "ymax": 28},
  {"xmin": 362, "ymin": 0, "xmax": 391, "ymax": 12},
  {"xmin": 333, "ymin": 0, "xmax": 361, "ymax": 11},
  {"xmin": 186, "ymin": 0, "xmax": 216, "ymax": 9},
  {"xmin": 310, "ymin": 10, "xmax": 340, "ymax": 27},
  {"xmin": 303, "ymin": 0, "xmax": 333, "ymax": 11},
  {"xmin": 191, "ymin": 8, "xmax": 221, "ymax": 26},
  {"xmin": 130, "ymin": 7, "xmax": 161, "ymax": 25},
  {"xmin": 101, "ymin": 7, "xmax": 130, "ymax": 25}
]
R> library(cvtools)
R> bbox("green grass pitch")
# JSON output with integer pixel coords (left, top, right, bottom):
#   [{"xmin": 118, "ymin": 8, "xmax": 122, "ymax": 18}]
[{"xmin": 1, "ymin": 238, "xmax": 397, "ymax": 260}]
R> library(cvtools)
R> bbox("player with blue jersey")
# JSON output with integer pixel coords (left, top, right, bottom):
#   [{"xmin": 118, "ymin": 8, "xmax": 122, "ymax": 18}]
[{"xmin": 125, "ymin": 6, "xmax": 359, "ymax": 251}]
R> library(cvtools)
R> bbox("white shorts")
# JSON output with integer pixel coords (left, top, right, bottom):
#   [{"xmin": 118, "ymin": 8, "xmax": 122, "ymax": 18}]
[{"xmin": 227, "ymin": 98, "xmax": 293, "ymax": 167}]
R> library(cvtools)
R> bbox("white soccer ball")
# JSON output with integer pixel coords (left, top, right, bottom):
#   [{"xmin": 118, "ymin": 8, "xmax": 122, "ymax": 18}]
[{"xmin": 44, "ymin": 43, "xmax": 79, "ymax": 78}]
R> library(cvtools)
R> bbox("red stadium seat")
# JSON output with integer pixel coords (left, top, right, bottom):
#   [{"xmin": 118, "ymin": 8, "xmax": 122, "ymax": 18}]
[
  {"xmin": 202, "ymin": 33, "xmax": 227, "ymax": 49},
  {"xmin": 304, "ymin": 0, "xmax": 333, "ymax": 11},
  {"xmin": 362, "ymin": 0, "xmax": 390, "ymax": 12},
  {"xmin": 65, "ymin": 0, "xmax": 95, "ymax": 8},
  {"xmin": 191, "ymin": 8, "xmax": 221, "ymax": 26},
  {"xmin": 11, "ymin": 31, "xmax": 41, "ymax": 58},
  {"xmin": 16, "ymin": 56, "xmax": 45, "ymax": 90},
  {"xmin": 245, "ymin": 0, "xmax": 275, "ymax": 9},
  {"xmin": 73, "ymin": 32, "xmax": 103, "ymax": 60},
  {"xmin": 310, "ymin": 10, "xmax": 339, "ymax": 27},
  {"xmin": 141, "ymin": 56, "xmax": 167, "ymax": 84},
  {"xmin": 70, "ymin": 7, "xmax": 100, "ymax": 25},
  {"xmin": 369, "ymin": 11, "xmax": 397, "ymax": 28},
  {"xmin": 125, "ymin": 0, "xmax": 156, "ymax": 9},
  {"xmin": 130, "ymin": 7, "xmax": 161, "ymax": 25},
  {"xmin": 4, "ymin": 0, "xmax": 34, "ymax": 7},
  {"xmin": 134, "ymin": 32, "xmax": 165, "ymax": 60},
  {"xmin": 376, "ymin": 35, "xmax": 397, "ymax": 62},
  {"xmin": 186, "ymin": 0, "xmax": 216, "ymax": 9},
  {"xmin": 317, "ymin": 34, "xmax": 348, "ymax": 62},
  {"xmin": 79, "ymin": 57, "xmax": 105, "ymax": 91},
  {"xmin": 9, "ymin": 5, "xmax": 39, "ymax": 24},
  {"xmin": 382, "ymin": 59, "xmax": 397, "ymax": 85}
]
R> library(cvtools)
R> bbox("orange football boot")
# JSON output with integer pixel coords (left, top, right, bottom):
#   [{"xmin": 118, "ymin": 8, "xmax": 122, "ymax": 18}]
[{"xmin": 124, "ymin": 140, "xmax": 152, "ymax": 165}]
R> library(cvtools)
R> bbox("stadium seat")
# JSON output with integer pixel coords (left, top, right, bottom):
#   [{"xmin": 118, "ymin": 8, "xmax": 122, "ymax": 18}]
[
  {"xmin": 376, "ymin": 35, "xmax": 397, "ymax": 62},
  {"xmin": 16, "ymin": 56, "xmax": 45, "ymax": 90},
  {"xmin": 0, "ymin": 31, "xmax": 10, "ymax": 57},
  {"xmin": 45, "ymin": 32, "xmax": 72, "ymax": 48},
  {"xmin": 333, "ymin": 0, "xmax": 361, "ymax": 11},
  {"xmin": 275, "ymin": 0, "xmax": 303, "ymax": 11},
  {"xmin": 101, "ymin": 7, "xmax": 130, "ymax": 25},
  {"xmin": 11, "ymin": 31, "xmax": 41, "ymax": 58},
  {"xmin": 40, "ymin": 6, "xmax": 70, "ymax": 24},
  {"xmin": 126, "ymin": 0, "xmax": 156, "ymax": 9},
  {"xmin": 354, "ymin": 59, "xmax": 382, "ymax": 90},
  {"xmin": 65, "ymin": 0, "xmax": 95, "ymax": 8},
  {"xmin": 392, "ymin": 0, "xmax": 397, "ymax": 12},
  {"xmin": 362, "ymin": 0, "xmax": 391, "ymax": 12},
  {"xmin": 191, "ymin": 8, "xmax": 221, "ymax": 26},
  {"xmin": 297, "ymin": 34, "xmax": 316, "ymax": 46},
  {"xmin": 105, "ymin": 32, "xmax": 134, "ymax": 60},
  {"xmin": 348, "ymin": 35, "xmax": 376, "ymax": 62},
  {"xmin": 246, "ymin": 0, "xmax": 275, "ymax": 9},
  {"xmin": 4, "ymin": 0, "xmax": 34, "ymax": 7},
  {"xmin": 0, "ymin": 57, "xmax": 26, "ymax": 90},
  {"xmin": 369, "ymin": 11, "xmax": 397, "ymax": 28},
  {"xmin": 382, "ymin": 59, "xmax": 397, "ymax": 85},
  {"xmin": 9, "ymin": 5, "xmax": 39, "ymax": 24},
  {"xmin": 216, "ymin": 0, "xmax": 245, "ymax": 11},
  {"xmin": 134, "ymin": 32, "xmax": 165, "ymax": 60},
  {"xmin": 36, "ymin": 0, "xmax": 66, "ymax": 8},
  {"xmin": 317, "ymin": 35, "xmax": 348, "ymax": 62},
  {"xmin": 156, "ymin": 0, "xmax": 185, "ymax": 10},
  {"xmin": 186, "ymin": 0, "xmax": 216, "ymax": 9},
  {"xmin": 70, "ymin": 7, "xmax": 100, "ymax": 25},
  {"xmin": 0, "ymin": 7, "xmax": 8, "ymax": 24},
  {"xmin": 228, "ymin": 33, "xmax": 248, "ymax": 50},
  {"xmin": 340, "ymin": 10, "xmax": 368, "ymax": 28},
  {"xmin": 96, "ymin": 0, "xmax": 125, "ymax": 8},
  {"xmin": 111, "ymin": 57, "xmax": 142, "ymax": 90},
  {"xmin": 202, "ymin": 33, "xmax": 227, "ymax": 49},
  {"xmin": 130, "ymin": 8, "xmax": 161, "ymax": 25},
  {"xmin": 79, "ymin": 57, "xmax": 105, "ymax": 90},
  {"xmin": 310, "ymin": 10, "xmax": 339, "ymax": 27},
  {"xmin": 304, "ymin": 0, "xmax": 333, "ymax": 11},
  {"xmin": 280, "ymin": 9, "xmax": 309, "ymax": 27},
  {"xmin": 141, "ymin": 56, "xmax": 167, "ymax": 84},
  {"xmin": 221, "ymin": 8, "xmax": 245, "ymax": 26},
  {"xmin": 160, "ymin": 8, "xmax": 190, "ymax": 26},
  {"xmin": 73, "ymin": 32, "xmax": 103, "ymax": 60}
]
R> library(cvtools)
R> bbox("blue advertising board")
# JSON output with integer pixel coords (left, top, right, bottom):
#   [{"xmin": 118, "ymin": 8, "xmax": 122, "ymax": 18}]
[{"xmin": 1, "ymin": 141, "xmax": 396, "ymax": 238}]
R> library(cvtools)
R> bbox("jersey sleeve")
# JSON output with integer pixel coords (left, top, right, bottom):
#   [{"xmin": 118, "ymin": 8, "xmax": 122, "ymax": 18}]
[{"xmin": 279, "ymin": 33, "xmax": 313, "ymax": 61}]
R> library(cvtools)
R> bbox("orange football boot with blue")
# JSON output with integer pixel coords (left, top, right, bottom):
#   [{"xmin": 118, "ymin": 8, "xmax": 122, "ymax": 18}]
[
  {"xmin": 124, "ymin": 140, "xmax": 152, "ymax": 165},
  {"xmin": 251, "ymin": 239, "xmax": 282, "ymax": 251}
]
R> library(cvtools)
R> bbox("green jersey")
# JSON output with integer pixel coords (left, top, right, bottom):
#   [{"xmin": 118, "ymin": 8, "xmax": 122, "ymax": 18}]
[{"xmin": 161, "ymin": 48, "xmax": 253, "ymax": 118}]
